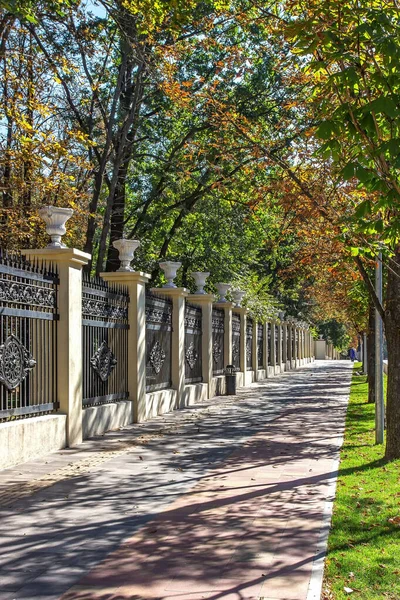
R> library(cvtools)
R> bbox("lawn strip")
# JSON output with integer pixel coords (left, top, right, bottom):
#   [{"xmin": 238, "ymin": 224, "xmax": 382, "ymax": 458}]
[{"xmin": 322, "ymin": 363, "xmax": 400, "ymax": 600}]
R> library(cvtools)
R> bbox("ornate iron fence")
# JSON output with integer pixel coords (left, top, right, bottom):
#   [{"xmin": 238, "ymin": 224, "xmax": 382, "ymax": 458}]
[
  {"xmin": 292, "ymin": 328, "xmax": 296, "ymax": 360},
  {"xmin": 145, "ymin": 293, "xmax": 172, "ymax": 392},
  {"xmin": 286, "ymin": 325, "xmax": 290, "ymax": 361},
  {"xmin": 232, "ymin": 313, "xmax": 241, "ymax": 370},
  {"xmin": 275, "ymin": 323, "xmax": 279, "ymax": 364},
  {"xmin": 212, "ymin": 307, "xmax": 224, "ymax": 375},
  {"xmin": 257, "ymin": 323, "xmax": 264, "ymax": 368},
  {"xmin": 82, "ymin": 273, "xmax": 129, "ymax": 407},
  {"xmin": 267, "ymin": 324, "xmax": 271, "ymax": 366},
  {"xmin": 185, "ymin": 303, "xmax": 202, "ymax": 384},
  {"xmin": 0, "ymin": 251, "xmax": 58, "ymax": 420},
  {"xmin": 246, "ymin": 318, "xmax": 253, "ymax": 370}
]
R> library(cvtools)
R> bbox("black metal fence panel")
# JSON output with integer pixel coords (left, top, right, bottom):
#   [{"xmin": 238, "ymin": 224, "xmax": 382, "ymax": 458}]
[
  {"xmin": 82, "ymin": 274, "xmax": 129, "ymax": 407},
  {"xmin": 185, "ymin": 303, "xmax": 202, "ymax": 384},
  {"xmin": 246, "ymin": 318, "xmax": 253, "ymax": 370},
  {"xmin": 292, "ymin": 328, "xmax": 296, "ymax": 360},
  {"xmin": 275, "ymin": 323, "xmax": 279, "ymax": 363},
  {"xmin": 145, "ymin": 293, "xmax": 172, "ymax": 392},
  {"xmin": 212, "ymin": 307, "xmax": 224, "ymax": 375},
  {"xmin": 0, "ymin": 251, "xmax": 58, "ymax": 420},
  {"xmin": 232, "ymin": 313, "xmax": 241, "ymax": 370},
  {"xmin": 257, "ymin": 323, "xmax": 264, "ymax": 368},
  {"xmin": 267, "ymin": 324, "xmax": 271, "ymax": 366}
]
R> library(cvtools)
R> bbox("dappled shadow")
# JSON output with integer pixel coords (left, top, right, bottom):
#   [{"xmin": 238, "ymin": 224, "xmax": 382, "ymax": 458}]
[{"xmin": 0, "ymin": 361, "xmax": 353, "ymax": 599}]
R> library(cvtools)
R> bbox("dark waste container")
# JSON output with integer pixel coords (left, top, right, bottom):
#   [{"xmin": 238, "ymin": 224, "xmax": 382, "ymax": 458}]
[{"xmin": 225, "ymin": 364, "xmax": 237, "ymax": 395}]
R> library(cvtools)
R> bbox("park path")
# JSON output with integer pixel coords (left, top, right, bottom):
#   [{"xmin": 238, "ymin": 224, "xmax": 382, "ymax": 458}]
[{"xmin": 0, "ymin": 361, "xmax": 353, "ymax": 600}]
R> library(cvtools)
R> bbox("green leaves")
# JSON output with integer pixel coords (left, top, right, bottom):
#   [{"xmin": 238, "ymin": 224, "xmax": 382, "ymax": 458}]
[
  {"xmin": 363, "ymin": 96, "xmax": 399, "ymax": 119},
  {"xmin": 316, "ymin": 120, "xmax": 341, "ymax": 140},
  {"xmin": 355, "ymin": 200, "xmax": 372, "ymax": 219}
]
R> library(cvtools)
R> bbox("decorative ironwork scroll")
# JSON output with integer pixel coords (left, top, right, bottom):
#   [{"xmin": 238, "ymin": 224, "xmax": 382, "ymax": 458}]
[
  {"xmin": 213, "ymin": 343, "xmax": 222, "ymax": 363},
  {"xmin": 0, "ymin": 335, "xmax": 36, "ymax": 391},
  {"xmin": 0, "ymin": 280, "xmax": 56, "ymax": 308},
  {"xmin": 82, "ymin": 298, "xmax": 127, "ymax": 321},
  {"xmin": 186, "ymin": 342, "xmax": 198, "ymax": 370},
  {"xmin": 90, "ymin": 341, "xmax": 117, "ymax": 382},
  {"xmin": 149, "ymin": 341, "xmax": 166, "ymax": 374}
]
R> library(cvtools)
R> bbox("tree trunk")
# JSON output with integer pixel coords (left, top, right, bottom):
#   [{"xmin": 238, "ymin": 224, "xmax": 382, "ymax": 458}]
[
  {"xmin": 384, "ymin": 244, "xmax": 400, "ymax": 460},
  {"xmin": 105, "ymin": 160, "xmax": 128, "ymax": 272},
  {"xmin": 367, "ymin": 302, "xmax": 376, "ymax": 404}
]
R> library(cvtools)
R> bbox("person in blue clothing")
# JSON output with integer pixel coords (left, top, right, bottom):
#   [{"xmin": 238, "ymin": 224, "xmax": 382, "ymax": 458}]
[{"xmin": 349, "ymin": 347, "xmax": 357, "ymax": 362}]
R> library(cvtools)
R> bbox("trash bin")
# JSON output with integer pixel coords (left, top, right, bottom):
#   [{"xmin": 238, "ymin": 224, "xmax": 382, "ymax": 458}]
[{"xmin": 225, "ymin": 364, "xmax": 237, "ymax": 395}]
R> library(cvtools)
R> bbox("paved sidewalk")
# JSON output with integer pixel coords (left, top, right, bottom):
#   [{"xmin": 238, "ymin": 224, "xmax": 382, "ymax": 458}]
[{"xmin": 0, "ymin": 361, "xmax": 353, "ymax": 600}]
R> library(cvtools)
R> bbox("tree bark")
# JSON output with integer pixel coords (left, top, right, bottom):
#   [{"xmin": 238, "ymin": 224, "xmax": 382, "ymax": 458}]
[
  {"xmin": 367, "ymin": 301, "xmax": 376, "ymax": 404},
  {"xmin": 105, "ymin": 159, "xmax": 128, "ymax": 272},
  {"xmin": 384, "ymin": 243, "xmax": 400, "ymax": 460}
]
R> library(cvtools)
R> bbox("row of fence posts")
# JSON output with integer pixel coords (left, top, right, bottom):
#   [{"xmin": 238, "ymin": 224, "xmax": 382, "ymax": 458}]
[{"xmin": 12, "ymin": 206, "xmax": 314, "ymax": 449}]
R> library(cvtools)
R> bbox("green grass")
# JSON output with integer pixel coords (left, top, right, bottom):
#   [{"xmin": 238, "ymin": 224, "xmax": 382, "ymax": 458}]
[{"xmin": 323, "ymin": 363, "xmax": 400, "ymax": 600}]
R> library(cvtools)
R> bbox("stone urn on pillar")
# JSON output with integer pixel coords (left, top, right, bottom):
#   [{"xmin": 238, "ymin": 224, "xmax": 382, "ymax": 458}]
[
  {"xmin": 159, "ymin": 261, "xmax": 182, "ymax": 288},
  {"xmin": 231, "ymin": 289, "xmax": 245, "ymax": 307},
  {"xmin": 190, "ymin": 271, "xmax": 210, "ymax": 294},
  {"xmin": 39, "ymin": 206, "xmax": 74, "ymax": 248},
  {"xmin": 113, "ymin": 239, "xmax": 140, "ymax": 272},
  {"xmin": 215, "ymin": 282, "xmax": 231, "ymax": 303}
]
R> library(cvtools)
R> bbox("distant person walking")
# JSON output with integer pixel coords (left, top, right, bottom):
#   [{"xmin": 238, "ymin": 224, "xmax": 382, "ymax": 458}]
[{"xmin": 349, "ymin": 347, "xmax": 357, "ymax": 362}]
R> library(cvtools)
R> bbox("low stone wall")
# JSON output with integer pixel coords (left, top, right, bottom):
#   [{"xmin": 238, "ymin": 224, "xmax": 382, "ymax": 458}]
[
  {"xmin": 256, "ymin": 369, "xmax": 267, "ymax": 381},
  {"xmin": 236, "ymin": 371, "xmax": 244, "ymax": 388},
  {"xmin": 144, "ymin": 389, "xmax": 177, "ymax": 420},
  {"xmin": 0, "ymin": 414, "xmax": 67, "ymax": 470},
  {"xmin": 211, "ymin": 376, "xmax": 226, "ymax": 397},
  {"xmin": 244, "ymin": 370, "xmax": 255, "ymax": 386},
  {"xmin": 82, "ymin": 401, "xmax": 132, "ymax": 440},
  {"xmin": 183, "ymin": 383, "xmax": 208, "ymax": 406}
]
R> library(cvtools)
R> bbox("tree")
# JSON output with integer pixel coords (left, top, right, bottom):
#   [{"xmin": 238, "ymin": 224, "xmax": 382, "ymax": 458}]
[{"xmin": 274, "ymin": 0, "xmax": 400, "ymax": 458}]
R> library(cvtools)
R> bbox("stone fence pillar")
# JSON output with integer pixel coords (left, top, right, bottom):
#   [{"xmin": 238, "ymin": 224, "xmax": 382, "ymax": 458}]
[{"xmin": 101, "ymin": 271, "xmax": 150, "ymax": 422}]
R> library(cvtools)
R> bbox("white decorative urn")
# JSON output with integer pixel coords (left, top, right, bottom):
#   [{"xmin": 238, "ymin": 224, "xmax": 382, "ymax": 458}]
[
  {"xmin": 215, "ymin": 282, "xmax": 231, "ymax": 303},
  {"xmin": 39, "ymin": 206, "xmax": 74, "ymax": 248},
  {"xmin": 159, "ymin": 261, "xmax": 182, "ymax": 288},
  {"xmin": 231, "ymin": 289, "xmax": 245, "ymax": 307},
  {"xmin": 113, "ymin": 238, "xmax": 140, "ymax": 272},
  {"xmin": 191, "ymin": 271, "xmax": 210, "ymax": 294}
]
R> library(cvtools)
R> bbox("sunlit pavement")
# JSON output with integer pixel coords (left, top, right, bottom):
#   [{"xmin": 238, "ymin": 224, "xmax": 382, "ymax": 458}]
[{"xmin": 0, "ymin": 361, "xmax": 353, "ymax": 600}]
